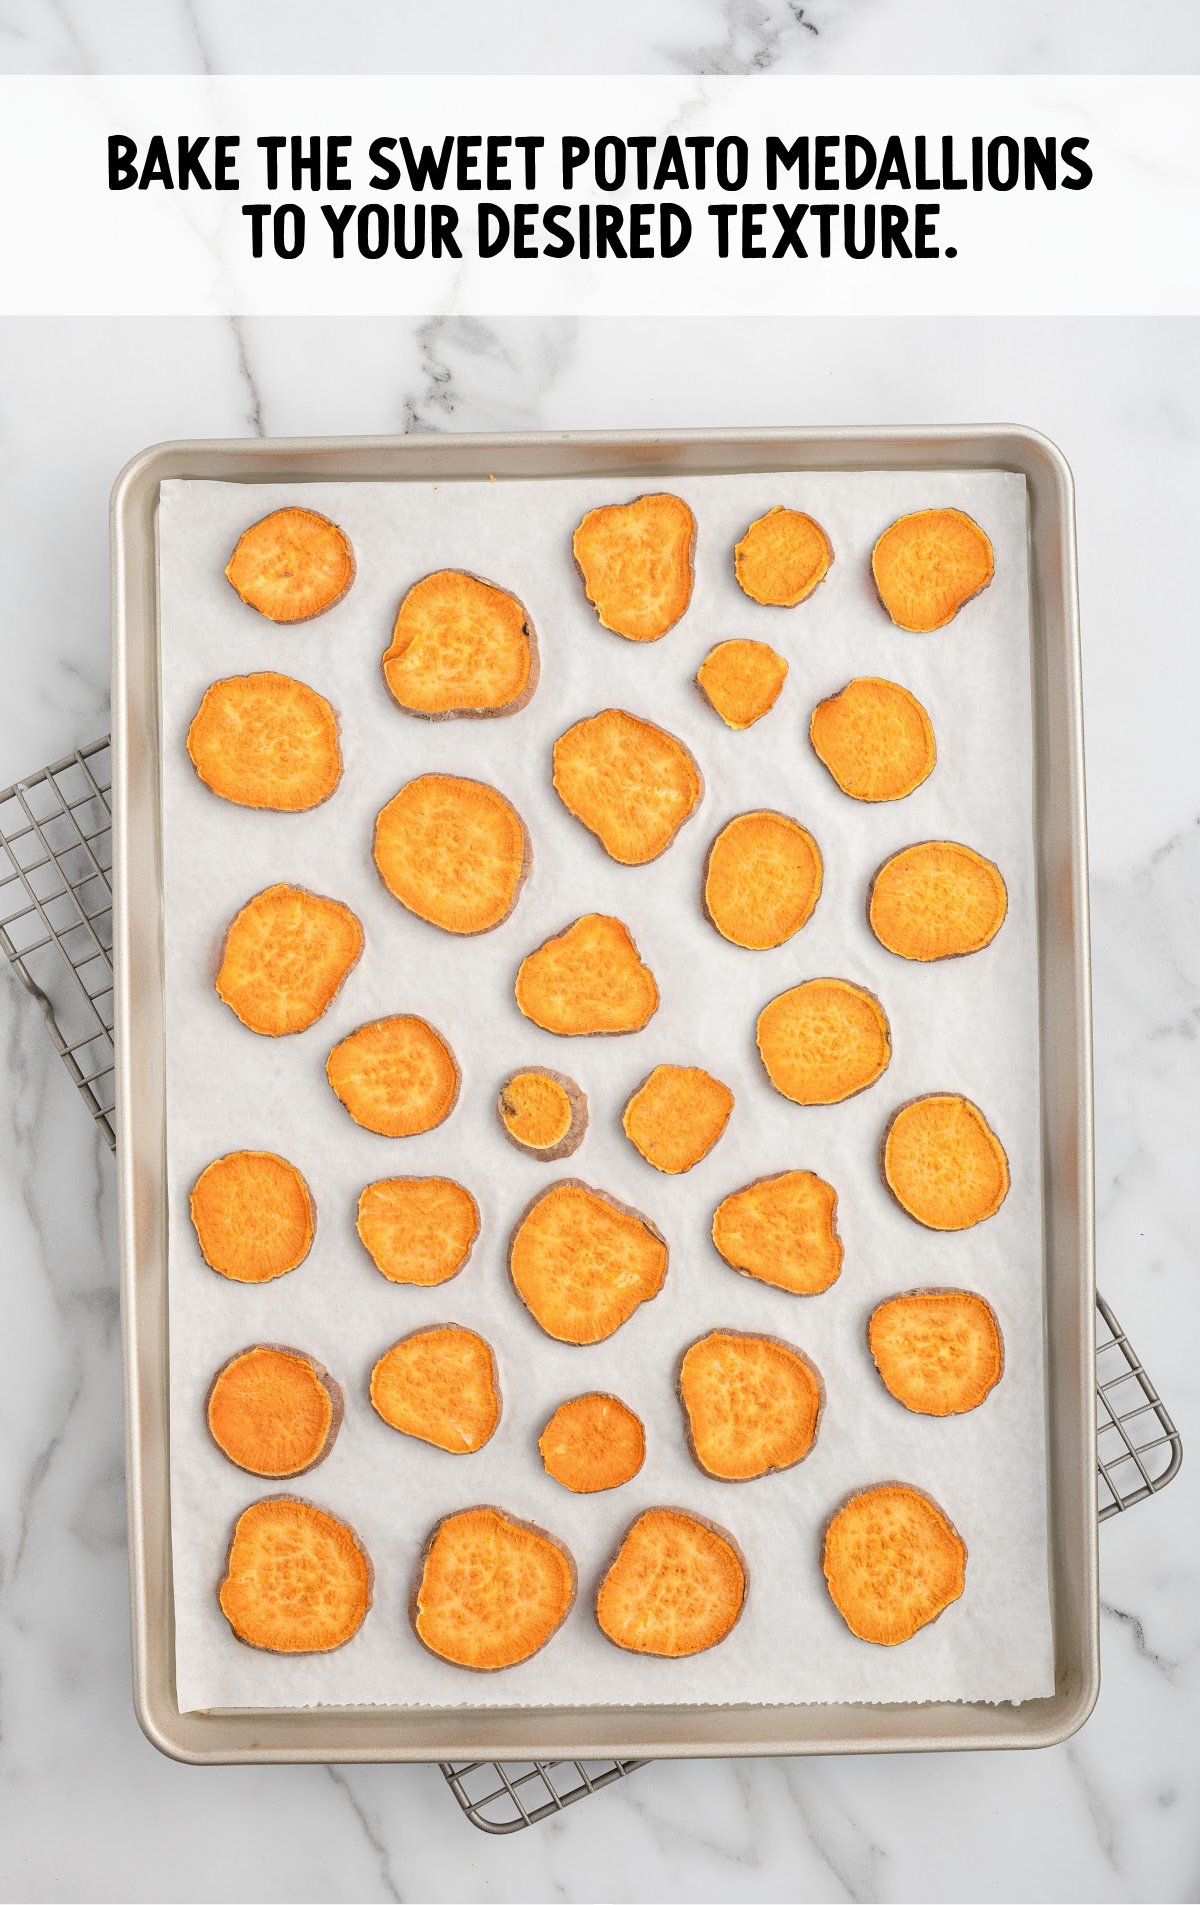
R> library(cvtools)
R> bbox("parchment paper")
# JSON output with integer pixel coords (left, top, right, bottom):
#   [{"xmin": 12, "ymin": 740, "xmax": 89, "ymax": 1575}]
[{"xmin": 158, "ymin": 467, "xmax": 1054, "ymax": 1712}]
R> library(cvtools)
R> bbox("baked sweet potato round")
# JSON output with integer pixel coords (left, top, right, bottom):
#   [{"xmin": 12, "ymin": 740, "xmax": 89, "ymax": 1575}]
[
  {"xmin": 711, "ymin": 1169, "xmax": 843, "ymax": 1296},
  {"xmin": 809, "ymin": 676, "xmax": 936, "ymax": 803},
  {"xmin": 412, "ymin": 1505, "xmax": 575, "ymax": 1670},
  {"xmin": 370, "ymin": 1324, "xmax": 501, "ymax": 1454},
  {"xmin": 509, "ymin": 1179, "xmax": 667, "ymax": 1344},
  {"xmin": 868, "ymin": 840, "xmax": 1007, "ymax": 961},
  {"xmin": 696, "ymin": 639, "xmax": 788, "ymax": 729},
  {"xmin": 883, "ymin": 1093, "xmax": 1009, "ymax": 1230},
  {"xmin": 326, "ymin": 1015, "xmax": 460, "ymax": 1137},
  {"xmin": 356, "ymin": 1176, "xmax": 479, "ymax": 1285},
  {"xmin": 225, "ymin": 508, "xmax": 355, "ymax": 623},
  {"xmin": 871, "ymin": 509, "xmax": 994, "ymax": 632},
  {"xmin": 206, "ymin": 1345, "xmax": 342, "ymax": 1477},
  {"xmin": 218, "ymin": 1497, "xmax": 372, "ymax": 1653},
  {"xmin": 189, "ymin": 1150, "xmax": 314, "ymax": 1283},
  {"xmin": 704, "ymin": 811, "xmax": 823, "ymax": 950},
  {"xmin": 757, "ymin": 979, "xmax": 891, "ymax": 1105},
  {"xmin": 374, "ymin": 773, "xmax": 530, "ymax": 935},
  {"xmin": 868, "ymin": 1289, "xmax": 1004, "ymax": 1416},
  {"xmin": 382, "ymin": 570, "xmax": 538, "ymax": 717},
  {"xmin": 215, "ymin": 884, "xmax": 363, "ymax": 1036},
  {"xmin": 596, "ymin": 1508, "xmax": 746, "ymax": 1657},
  {"xmin": 573, "ymin": 493, "xmax": 695, "ymax": 641},
  {"xmin": 823, "ymin": 1483, "xmax": 966, "ymax": 1645},
  {"xmin": 497, "ymin": 1068, "xmax": 588, "ymax": 1160},
  {"xmin": 679, "ymin": 1330, "xmax": 823, "ymax": 1481},
  {"xmin": 538, "ymin": 1393, "xmax": 645, "ymax": 1493},
  {"xmin": 186, "ymin": 672, "xmax": 342, "ymax": 811},
  {"xmin": 734, "ymin": 506, "xmax": 833, "ymax": 607},
  {"xmin": 621, "ymin": 1064, "xmax": 733, "ymax": 1174},
  {"xmin": 515, "ymin": 914, "xmax": 659, "ymax": 1037},
  {"xmin": 552, "ymin": 709, "xmax": 702, "ymax": 865}
]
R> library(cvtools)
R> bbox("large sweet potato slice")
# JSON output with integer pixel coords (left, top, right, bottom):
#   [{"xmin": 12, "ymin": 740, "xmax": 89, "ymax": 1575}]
[
  {"xmin": 206, "ymin": 1345, "xmax": 342, "ymax": 1477},
  {"xmin": 370, "ymin": 1324, "xmax": 500, "ymax": 1453},
  {"xmin": 711, "ymin": 1169, "xmax": 843, "ymax": 1296},
  {"xmin": 515, "ymin": 914, "xmax": 659, "ymax": 1036},
  {"xmin": 508, "ymin": 1179, "xmax": 667, "ymax": 1344},
  {"xmin": 552, "ymin": 709, "xmax": 702, "ymax": 865},
  {"xmin": 696, "ymin": 638, "xmax": 788, "ymax": 729},
  {"xmin": 356, "ymin": 1176, "xmax": 479, "ymax": 1285},
  {"xmin": 327, "ymin": 1015, "xmax": 459, "ymax": 1137},
  {"xmin": 573, "ymin": 492, "xmax": 695, "ymax": 641},
  {"xmin": 412, "ymin": 1505, "xmax": 575, "ymax": 1670},
  {"xmin": 734, "ymin": 506, "xmax": 833, "ymax": 607},
  {"xmin": 225, "ymin": 508, "xmax": 355, "ymax": 623},
  {"xmin": 219, "ymin": 1497, "xmax": 372, "ymax": 1654},
  {"xmin": 189, "ymin": 1150, "xmax": 314, "ymax": 1283},
  {"xmin": 869, "ymin": 840, "xmax": 1008, "ymax": 961},
  {"xmin": 538, "ymin": 1393, "xmax": 645, "ymax": 1493},
  {"xmin": 374, "ymin": 773, "xmax": 530, "ymax": 935},
  {"xmin": 823, "ymin": 1483, "xmax": 966, "ymax": 1645},
  {"xmin": 497, "ymin": 1068, "xmax": 588, "ymax": 1160},
  {"xmin": 809, "ymin": 676, "xmax": 936, "ymax": 803},
  {"xmin": 215, "ymin": 884, "xmax": 363, "ymax": 1036},
  {"xmin": 704, "ymin": 811, "xmax": 823, "ymax": 950},
  {"xmin": 869, "ymin": 1289, "xmax": 1004, "ymax": 1416},
  {"xmin": 679, "ymin": 1330, "xmax": 823, "ymax": 1481},
  {"xmin": 596, "ymin": 1508, "xmax": 746, "ymax": 1657},
  {"xmin": 186, "ymin": 672, "xmax": 342, "ymax": 811},
  {"xmin": 757, "ymin": 979, "xmax": 891, "ymax": 1105},
  {"xmin": 382, "ymin": 570, "xmax": 537, "ymax": 717},
  {"xmin": 872, "ymin": 509, "xmax": 994, "ymax": 632},
  {"xmin": 621, "ymin": 1064, "xmax": 733, "ymax": 1174},
  {"xmin": 883, "ymin": 1094, "xmax": 1009, "ymax": 1230}
]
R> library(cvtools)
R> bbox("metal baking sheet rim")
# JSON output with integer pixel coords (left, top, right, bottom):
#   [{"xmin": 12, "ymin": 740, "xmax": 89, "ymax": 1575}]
[{"xmin": 111, "ymin": 425, "xmax": 1098, "ymax": 1765}]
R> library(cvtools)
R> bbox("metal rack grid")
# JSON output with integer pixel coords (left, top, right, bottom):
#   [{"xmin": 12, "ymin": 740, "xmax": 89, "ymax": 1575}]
[{"xmin": 0, "ymin": 737, "xmax": 1183, "ymax": 1835}]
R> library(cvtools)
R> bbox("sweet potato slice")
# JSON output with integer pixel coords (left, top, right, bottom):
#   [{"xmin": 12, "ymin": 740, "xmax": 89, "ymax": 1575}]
[
  {"xmin": 186, "ymin": 672, "xmax": 342, "ymax": 811},
  {"xmin": 552, "ymin": 709, "xmax": 702, "ymax": 865},
  {"xmin": 596, "ymin": 1508, "xmax": 746, "ymax": 1658},
  {"xmin": 412, "ymin": 1506, "xmax": 575, "ymax": 1670},
  {"xmin": 538, "ymin": 1393, "xmax": 645, "ymax": 1493},
  {"xmin": 696, "ymin": 639, "xmax": 788, "ymax": 729},
  {"xmin": 573, "ymin": 492, "xmax": 695, "ymax": 641},
  {"xmin": 515, "ymin": 914, "xmax": 659, "ymax": 1036},
  {"xmin": 382, "ymin": 570, "xmax": 537, "ymax": 717},
  {"xmin": 207, "ymin": 1345, "xmax": 342, "ymax": 1477},
  {"xmin": 226, "ymin": 508, "xmax": 355, "ymax": 623},
  {"xmin": 883, "ymin": 1094, "xmax": 1009, "ymax": 1230},
  {"xmin": 869, "ymin": 840, "xmax": 1008, "ymax": 961},
  {"xmin": 711, "ymin": 1169, "xmax": 843, "ymax": 1296},
  {"xmin": 871, "ymin": 509, "xmax": 994, "ymax": 632},
  {"xmin": 356, "ymin": 1176, "xmax": 479, "ymax": 1285},
  {"xmin": 219, "ymin": 1497, "xmax": 372, "ymax": 1654},
  {"xmin": 704, "ymin": 811, "xmax": 823, "ymax": 950},
  {"xmin": 509, "ymin": 1179, "xmax": 667, "ymax": 1345},
  {"xmin": 374, "ymin": 773, "xmax": 530, "ymax": 935},
  {"xmin": 823, "ymin": 1483, "xmax": 966, "ymax": 1645},
  {"xmin": 622, "ymin": 1064, "xmax": 733, "ymax": 1174},
  {"xmin": 370, "ymin": 1325, "xmax": 500, "ymax": 1453},
  {"xmin": 497, "ymin": 1068, "xmax": 588, "ymax": 1160},
  {"xmin": 734, "ymin": 506, "xmax": 833, "ymax": 607},
  {"xmin": 757, "ymin": 979, "xmax": 891, "ymax": 1105},
  {"xmin": 679, "ymin": 1330, "xmax": 823, "ymax": 1481},
  {"xmin": 189, "ymin": 1150, "xmax": 314, "ymax": 1283},
  {"xmin": 215, "ymin": 884, "xmax": 363, "ymax": 1036},
  {"xmin": 327, "ymin": 1015, "xmax": 460, "ymax": 1137},
  {"xmin": 869, "ymin": 1289, "xmax": 1004, "ymax": 1416},
  {"xmin": 809, "ymin": 676, "xmax": 936, "ymax": 803}
]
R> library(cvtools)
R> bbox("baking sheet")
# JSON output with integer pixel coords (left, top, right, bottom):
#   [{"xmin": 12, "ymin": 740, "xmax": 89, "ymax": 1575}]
[{"xmin": 158, "ymin": 468, "xmax": 1054, "ymax": 1713}]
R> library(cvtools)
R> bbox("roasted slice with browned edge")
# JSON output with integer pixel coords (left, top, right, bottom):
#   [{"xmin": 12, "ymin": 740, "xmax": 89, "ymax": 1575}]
[
  {"xmin": 509, "ymin": 1180, "xmax": 667, "ymax": 1344},
  {"xmin": 823, "ymin": 1483, "xmax": 966, "ymax": 1645},
  {"xmin": 883, "ymin": 1093, "xmax": 1009, "ymax": 1230},
  {"xmin": 327, "ymin": 1015, "xmax": 460, "ymax": 1136},
  {"xmin": 869, "ymin": 841, "xmax": 1008, "ymax": 961},
  {"xmin": 869, "ymin": 1289, "xmax": 1004, "ymax": 1416},
  {"xmin": 711, "ymin": 1169, "xmax": 843, "ymax": 1296},
  {"xmin": 573, "ymin": 492, "xmax": 695, "ymax": 641},
  {"xmin": 538, "ymin": 1393, "xmax": 646, "ymax": 1493},
  {"xmin": 207, "ymin": 1346, "xmax": 342, "ymax": 1477},
  {"xmin": 871, "ymin": 509, "xmax": 994, "ymax": 632},
  {"xmin": 596, "ymin": 1508, "xmax": 746, "ymax": 1657},
  {"xmin": 734, "ymin": 507, "xmax": 833, "ymax": 607},
  {"xmin": 695, "ymin": 639, "xmax": 788, "ymax": 729},
  {"xmin": 552, "ymin": 709, "xmax": 703, "ymax": 864},
  {"xmin": 622, "ymin": 1064, "xmax": 733, "ymax": 1174},
  {"xmin": 219, "ymin": 1497, "xmax": 372, "ymax": 1654},
  {"xmin": 187, "ymin": 672, "xmax": 343, "ymax": 811},
  {"xmin": 497, "ymin": 1068, "xmax": 588, "ymax": 1160},
  {"xmin": 370, "ymin": 1325, "xmax": 501, "ymax": 1453},
  {"xmin": 809, "ymin": 677, "xmax": 936, "ymax": 802},
  {"xmin": 356, "ymin": 1176, "xmax": 479, "ymax": 1285},
  {"xmin": 190, "ymin": 1149, "xmax": 314, "ymax": 1283},
  {"xmin": 382, "ymin": 570, "xmax": 538, "ymax": 717},
  {"xmin": 226, "ymin": 508, "xmax": 356, "ymax": 623},
  {"xmin": 757, "ymin": 979, "xmax": 891, "ymax": 1104},
  {"xmin": 679, "ymin": 1331, "xmax": 823, "ymax": 1482},
  {"xmin": 704, "ymin": 811, "xmax": 823, "ymax": 949},
  {"xmin": 215, "ymin": 884, "xmax": 363, "ymax": 1036},
  {"xmin": 374, "ymin": 773, "xmax": 530, "ymax": 934},
  {"xmin": 412, "ymin": 1506, "xmax": 575, "ymax": 1670},
  {"xmin": 515, "ymin": 914, "xmax": 659, "ymax": 1036}
]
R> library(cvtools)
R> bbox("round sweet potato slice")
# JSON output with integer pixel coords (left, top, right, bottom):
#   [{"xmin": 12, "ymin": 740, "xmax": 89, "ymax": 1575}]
[
  {"xmin": 497, "ymin": 1068, "xmax": 588, "ymax": 1161},
  {"xmin": 883, "ymin": 1094, "xmax": 1009, "ymax": 1230},
  {"xmin": 823, "ymin": 1483, "xmax": 966, "ymax": 1645},
  {"xmin": 225, "ymin": 508, "xmax": 355, "ymax": 624},
  {"xmin": 869, "ymin": 841, "xmax": 1008, "ymax": 961},
  {"xmin": 215, "ymin": 884, "xmax": 363, "ymax": 1036},
  {"xmin": 515, "ymin": 914, "xmax": 659, "ymax": 1037},
  {"xmin": 596, "ymin": 1508, "xmax": 746, "ymax": 1658},
  {"xmin": 552, "ymin": 709, "xmax": 702, "ymax": 865},
  {"xmin": 704, "ymin": 811, "xmax": 823, "ymax": 950},
  {"xmin": 509, "ymin": 1179, "xmax": 667, "ymax": 1345},
  {"xmin": 186, "ymin": 672, "xmax": 342, "ymax": 812},
  {"xmin": 370, "ymin": 1324, "xmax": 500, "ymax": 1453},
  {"xmin": 573, "ymin": 492, "xmax": 695, "ymax": 641},
  {"xmin": 809, "ymin": 677, "xmax": 936, "ymax": 803},
  {"xmin": 356, "ymin": 1176, "xmax": 479, "ymax": 1285},
  {"xmin": 382, "ymin": 569, "xmax": 538, "ymax": 717},
  {"xmin": 871, "ymin": 509, "xmax": 994, "ymax": 632},
  {"xmin": 711, "ymin": 1169, "xmax": 843, "ymax": 1296},
  {"xmin": 622, "ymin": 1064, "xmax": 733, "ymax": 1175},
  {"xmin": 679, "ymin": 1330, "xmax": 823, "ymax": 1481},
  {"xmin": 734, "ymin": 506, "xmax": 833, "ymax": 607},
  {"xmin": 374, "ymin": 773, "xmax": 530, "ymax": 935},
  {"xmin": 696, "ymin": 639, "xmax": 788, "ymax": 729},
  {"xmin": 538, "ymin": 1393, "xmax": 645, "ymax": 1493},
  {"xmin": 869, "ymin": 1289, "xmax": 1004, "ymax": 1416},
  {"xmin": 206, "ymin": 1346, "xmax": 342, "ymax": 1477},
  {"xmin": 327, "ymin": 1015, "xmax": 460, "ymax": 1137},
  {"xmin": 219, "ymin": 1497, "xmax": 372, "ymax": 1654},
  {"xmin": 413, "ymin": 1506, "xmax": 575, "ymax": 1670},
  {"xmin": 757, "ymin": 979, "xmax": 891, "ymax": 1105},
  {"xmin": 190, "ymin": 1150, "xmax": 314, "ymax": 1283}
]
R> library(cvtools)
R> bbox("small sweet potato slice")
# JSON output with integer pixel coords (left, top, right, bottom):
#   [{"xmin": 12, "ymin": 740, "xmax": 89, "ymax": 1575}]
[
  {"xmin": 190, "ymin": 1150, "xmax": 314, "ymax": 1283},
  {"xmin": 412, "ymin": 1506, "xmax": 575, "ymax": 1670},
  {"xmin": 823, "ymin": 1483, "xmax": 966, "ymax": 1645},
  {"xmin": 538, "ymin": 1393, "xmax": 645, "ymax": 1493},
  {"xmin": 679, "ymin": 1330, "xmax": 823, "ymax": 1481},
  {"xmin": 225, "ymin": 508, "xmax": 355, "ymax": 624},
  {"xmin": 809, "ymin": 676, "xmax": 936, "ymax": 803},
  {"xmin": 869, "ymin": 1289, "xmax": 1004, "ymax": 1416},
  {"xmin": 871, "ymin": 509, "xmax": 994, "ymax": 632},
  {"xmin": 711, "ymin": 1169, "xmax": 843, "ymax": 1296},
  {"xmin": 596, "ymin": 1508, "xmax": 746, "ymax": 1658},
  {"xmin": 757, "ymin": 979, "xmax": 891, "ymax": 1105},
  {"xmin": 509, "ymin": 1179, "xmax": 667, "ymax": 1345},
  {"xmin": 370, "ymin": 1324, "xmax": 500, "ymax": 1453},
  {"xmin": 883, "ymin": 1094, "xmax": 1009, "ymax": 1230},
  {"xmin": 206, "ymin": 1345, "xmax": 342, "ymax": 1477},
  {"xmin": 327, "ymin": 1015, "xmax": 459, "ymax": 1137},
  {"xmin": 186, "ymin": 672, "xmax": 342, "ymax": 811},
  {"xmin": 869, "ymin": 840, "xmax": 1008, "ymax": 961},
  {"xmin": 552, "ymin": 709, "xmax": 702, "ymax": 865},
  {"xmin": 497, "ymin": 1068, "xmax": 588, "ymax": 1160},
  {"xmin": 374, "ymin": 773, "xmax": 530, "ymax": 935},
  {"xmin": 704, "ymin": 811, "xmax": 823, "ymax": 950},
  {"xmin": 219, "ymin": 1497, "xmax": 371, "ymax": 1653},
  {"xmin": 382, "ymin": 570, "xmax": 537, "ymax": 717},
  {"xmin": 622, "ymin": 1064, "xmax": 733, "ymax": 1174},
  {"xmin": 215, "ymin": 884, "xmax": 363, "ymax": 1036},
  {"xmin": 696, "ymin": 639, "xmax": 788, "ymax": 729},
  {"xmin": 356, "ymin": 1176, "xmax": 479, "ymax": 1285},
  {"xmin": 734, "ymin": 506, "xmax": 833, "ymax": 607},
  {"xmin": 573, "ymin": 492, "xmax": 695, "ymax": 641},
  {"xmin": 515, "ymin": 914, "xmax": 659, "ymax": 1036}
]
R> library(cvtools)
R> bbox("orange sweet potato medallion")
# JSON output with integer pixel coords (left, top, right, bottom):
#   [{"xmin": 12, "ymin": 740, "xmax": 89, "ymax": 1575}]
[
  {"xmin": 695, "ymin": 639, "xmax": 788, "ymax": 729},
  {"xmin": 326, "ymin": 1015, "xmax": 460, "ymax": 1137},
  {"xmin": 515, "ymin": 914, "xmax": 659, "ymax": 1036},
  {"xmin": 225, "ymin": 508, "xmax": 355, "ymax": 623},
  {"xmin": 509, "ymin": 1179, "xmax": 667, "ymax": 1344},
  {"xmin": 757, "ymin": 979, "xmax": 891, "ymax": 1105},
  {"xmin": 207, "ymin": 1345, "xmax": 342, "ymax": 1477},
  {"xmin": 871, "ymin": 509, "xmax": 994, "ymax": 632},
  {"xmin": 809, "ymin": 677, "xmax": 936, "ymax": 802},
  {"xmin": 869, "ymin": 840, "xmax": 1008, "ymax": 961},
  {"xmin": 187, "ymin": 672, "xmax": 342, "ymax": 811},
  {"xmin": 823, "ymin": 1483, "xmax": 966, "ymax": 1645},
  {"xmin": 356, "ymin": 1176, "xmax": 479, "ymax": 1285},
  {"xmin": 704, "ymin": 811, "xmax": 823, "ymax": 949},
  {"xmin": 711, "ymin": 1169, "xmax": 843, "ymax": 1296},
  {"xmin": 374, "ymin": 773, "xmax": 530, "ymax": 935},
  {"xmin": 869, "ymin": 1289, "xmax": 1004, "ymax": 1416},
  {"xmin": 497, "ymin": 1068, "xmax": 588, "ymax": 1160},
  {"xmin": 679, "ymin": 1330, "xmax": 823, "ymax": 1481},
  {"xmin": 538, "ymin": 1393, "xmax": 646, "ymax": 1493},
  {"xmin": 622, "ymin": 1064, "xmax": 733, "ymax": 1174},
  {"xmin": 215, "ymin": 884, "xmax": 363, "ymax": 1036},
  {"xmin": 382, "ymin": 570, "xmax": 538, "ymax": 717},
  {"xmin": 573, "ymin": 492, "xmax": 695, "ymax": 640},
  {"xmin": 596, "ymin": 1508, "xmax": 746, "ymax": 1657},
  {"xmin": 552, "ymin": 709, "xmax": 702, "ymax": 864},
  {"xmin": 883, "ymin": 1093, "xmax": 1009, "ymax": 1230},
  {"xmin": 412, "ymin": 1506, "xmax": 575, "ymax": 1670},
  {"xmin": 218, "ymin": 1497, "xmax": 372, "ymax": 1653},
  {"xmin": 733, "ymin": 507, "xmax": 833, "ymax": 607},
  {"xmin": 370, "ymin": 1324, "xmax": 501, "ymax": 1453},
  {"xmin": 189, "ymin": 1150, "xmax": 314, "ymax": 1283}
]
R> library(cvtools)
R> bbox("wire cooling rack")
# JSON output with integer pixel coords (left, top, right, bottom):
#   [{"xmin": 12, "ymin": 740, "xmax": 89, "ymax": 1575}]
[{"xmin": 0, "ymin": 737, "xmax": 1183, "ymax": 1835}]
